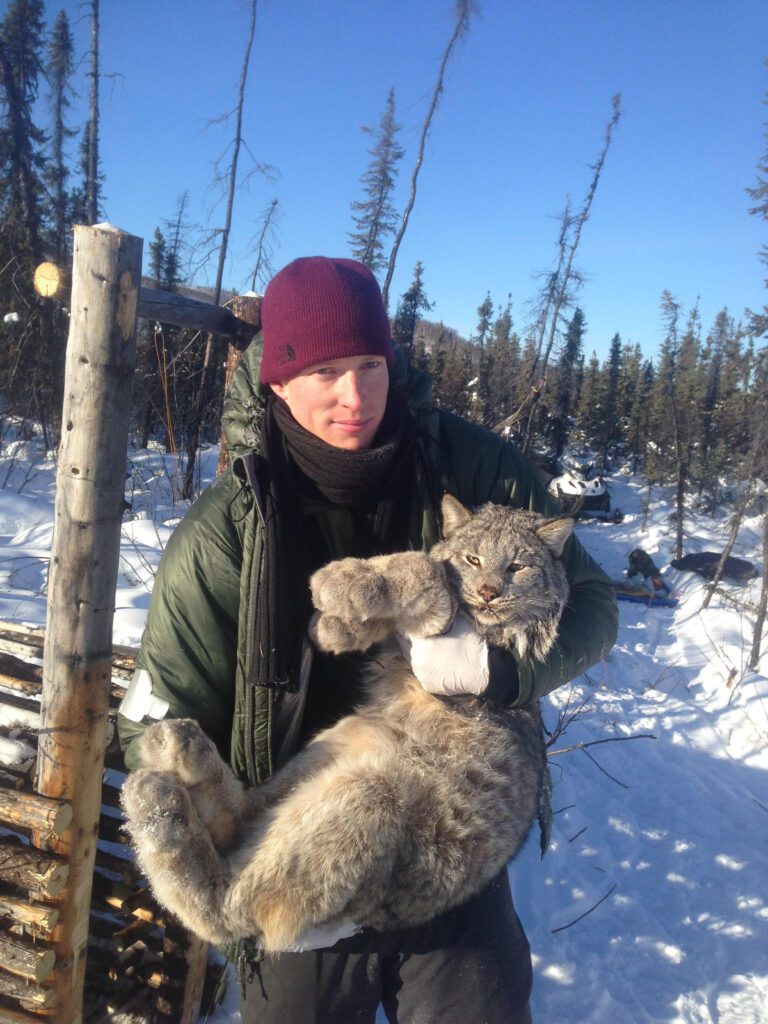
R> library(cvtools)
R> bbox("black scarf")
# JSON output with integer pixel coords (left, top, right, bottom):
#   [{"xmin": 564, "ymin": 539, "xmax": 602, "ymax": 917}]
[{"xmin": 253, "ymin": 391, "xmax": 415, "ymax": 693}]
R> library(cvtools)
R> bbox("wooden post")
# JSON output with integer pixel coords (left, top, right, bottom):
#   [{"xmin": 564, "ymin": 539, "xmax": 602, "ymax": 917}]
[{"xmin": 34, "ymin": 224, "xmax": 143, "ymax": 1024}]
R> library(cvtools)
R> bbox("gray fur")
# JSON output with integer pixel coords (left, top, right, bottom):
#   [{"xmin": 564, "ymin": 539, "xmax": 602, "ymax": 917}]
[{"xmin": 122, "ymin": 496, "xmax": 572, "ymax": 952}]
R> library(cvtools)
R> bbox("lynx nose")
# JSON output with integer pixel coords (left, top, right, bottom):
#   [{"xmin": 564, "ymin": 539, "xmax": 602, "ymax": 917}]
[{"xmin": 478, "ymin": 584, "xmax": 498, "ymax": 604}]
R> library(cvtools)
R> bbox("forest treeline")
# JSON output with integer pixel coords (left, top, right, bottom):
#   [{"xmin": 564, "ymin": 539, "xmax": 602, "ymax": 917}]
[{"xmin": 1, "ymin": 0, "xmax": 767, "ymax": 515}]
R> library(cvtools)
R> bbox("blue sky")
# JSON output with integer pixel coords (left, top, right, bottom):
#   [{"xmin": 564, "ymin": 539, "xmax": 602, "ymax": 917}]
[{"xmin": 39, "ymin": 0, "xmax": 767, "ymax": 359}]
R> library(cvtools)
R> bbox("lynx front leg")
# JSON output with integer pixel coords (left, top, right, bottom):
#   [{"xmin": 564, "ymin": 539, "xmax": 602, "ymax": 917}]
[
  {"xmin": 310, "ymin": 552, "xmax": 457, "ymax": 646},
  {"xmin": 138, "ymin": 719, "xmax": 248, "ymax": 849},
  {"xmin": 121, "ymin": 770, "xmax": 244, "ymax": 946}
]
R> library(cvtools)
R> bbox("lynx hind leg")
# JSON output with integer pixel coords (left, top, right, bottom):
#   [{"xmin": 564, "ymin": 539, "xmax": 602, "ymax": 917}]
[
  {"xmin": 121, "ymin": 770, "xmax": 240, "ymax": 946},
  {"xmin": 310, "ymin": 611, "xmax": 391, "ymax": 654},
  {"xmin": 137, "ymin": 719, "xmax": 246, "ymax": 849},
  {"xmin": 225, "ymin": 764, "xmax": 402, "ymax": 952}
]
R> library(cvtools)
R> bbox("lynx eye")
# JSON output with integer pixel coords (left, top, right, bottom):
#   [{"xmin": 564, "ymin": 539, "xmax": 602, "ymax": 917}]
[
  {"xmin": 464, "ymin": 554, "xmax": 481, "ymax": 567},
  {"xmin": 506, "ymin": 562, "xmax": 523, "ymax": 574}
]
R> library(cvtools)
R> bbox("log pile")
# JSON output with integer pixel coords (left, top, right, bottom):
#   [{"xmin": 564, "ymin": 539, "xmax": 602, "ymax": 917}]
[{"xmin": 0, "ymin": 622, "xmax": 220, "ymax": 1023}]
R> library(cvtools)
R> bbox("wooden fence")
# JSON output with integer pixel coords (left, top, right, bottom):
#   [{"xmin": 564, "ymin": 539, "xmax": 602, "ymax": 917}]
[{"xmin": 0, "ymin": 226, "xmax": 261, "ymax": 1023}]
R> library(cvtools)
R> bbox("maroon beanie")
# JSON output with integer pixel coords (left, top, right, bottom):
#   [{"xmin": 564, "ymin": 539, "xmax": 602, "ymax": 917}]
[{"xmin": 259, "ymin": 256, "xmax": 395, "ymax": 384}]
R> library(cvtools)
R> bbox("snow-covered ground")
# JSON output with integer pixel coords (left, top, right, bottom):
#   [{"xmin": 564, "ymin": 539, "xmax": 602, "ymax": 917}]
[{"xmin": 1, "ymin": 427, "xmax": 766, "ymax": 1023}]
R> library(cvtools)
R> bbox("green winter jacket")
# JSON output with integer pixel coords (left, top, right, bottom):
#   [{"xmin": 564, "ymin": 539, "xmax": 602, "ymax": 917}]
[{"xmin": 118, "ymin": 341, "xmax": 617, "ymax": 783}]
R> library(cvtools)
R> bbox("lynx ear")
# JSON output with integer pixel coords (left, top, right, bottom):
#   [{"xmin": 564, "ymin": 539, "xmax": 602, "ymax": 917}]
[
  {"xmin": 536, "ymin": 516, "xmax": 574, "ymax": 558},
  {"xmin": 441, "ymin": 494, "xmax": 473, "ymax": 538}
]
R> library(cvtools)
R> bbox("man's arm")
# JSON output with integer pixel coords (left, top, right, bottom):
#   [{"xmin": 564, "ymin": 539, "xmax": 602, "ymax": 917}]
[{"xmin": 118, "ymin": 475, "xmax": 244, "ymax": 771}]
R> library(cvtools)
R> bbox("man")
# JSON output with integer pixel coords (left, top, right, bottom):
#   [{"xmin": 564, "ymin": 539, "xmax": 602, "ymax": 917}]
[{"xmin": 119, "ymin": 256, "xmax": 617, "ymax": 1023}]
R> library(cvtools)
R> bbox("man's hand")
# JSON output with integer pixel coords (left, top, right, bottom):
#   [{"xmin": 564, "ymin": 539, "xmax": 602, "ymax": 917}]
[{"xmin": 399, "ymin": 613, "xmax": 490, "ymax": 696}]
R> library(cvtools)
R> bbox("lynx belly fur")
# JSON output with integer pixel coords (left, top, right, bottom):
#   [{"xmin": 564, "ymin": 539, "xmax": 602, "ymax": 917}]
[{"xmin": 122, "ymin": 496, "xmax": 572, "ymax": 952}]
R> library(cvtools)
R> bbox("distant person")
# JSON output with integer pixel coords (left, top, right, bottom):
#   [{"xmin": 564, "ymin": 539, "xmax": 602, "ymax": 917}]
[
  {"xmin": 626, "ymin": 548, "xmax": 670, "ymax": 597},
  {"xmin": 119, "ymin": 256, "xmax": 617, "ymax": 1023}
]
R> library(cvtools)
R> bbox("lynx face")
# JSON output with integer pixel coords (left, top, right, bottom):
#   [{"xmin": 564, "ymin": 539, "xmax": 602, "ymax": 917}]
[{"xmin": 433, "ymin": 497, "xmax": 573, "ymax": 643}]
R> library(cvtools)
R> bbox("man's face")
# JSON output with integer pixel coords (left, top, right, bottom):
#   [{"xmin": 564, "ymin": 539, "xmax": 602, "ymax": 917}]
[{"xmin": 270, "ymin": 354, "xmax": 389, "ymax": 450}]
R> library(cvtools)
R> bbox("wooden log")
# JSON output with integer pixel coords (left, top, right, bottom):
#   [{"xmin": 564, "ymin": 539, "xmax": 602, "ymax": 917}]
[
  {"xmin": 33, "ymin": 262, "xmax": 70, "ymax": 301},
  {"xmin": 113, "ymin": 917, "xmax": 161, "ymax": 954},
  {"xmin": 0, "ymin": 664, "xmax": 129, "ymax": 704},
  {"xmin": 0, "ymin": 1002, "xmax": 57, "ymax": 1024},
  {"xmin": 0, "ymin": 839, "xmax": 68, "ymax": 898},
  {"xmin": 0, "ymin": 788, "xmax": 71, "ymax": 838},
  {"xmin": 0, "ymin": 937, "xmax": 55, "ymax": 984},
  {"xmin": 0, "ymin": 973, "xmax": 55, "ymax": 1010},
  {"xmin": 0, "ymin": 897, "xmax": 58, "ymax": 940},
  {"xmin": 156, "ymin": 918, "xmax": 208, "ymax": 1024},
  {"xmin": 0, "ymin": 623, "xmax": 135, "ymax": 687},
  {"xmin": 92, "ymin": 878, "xmax": 159, "ymax": 925},
  {"xmin": 137, "ymin": 286, "xmax": 255, "ymax": 343},
  {"xmin": 33, "ymin": 224, "xmax": 143, "ymax": 1024}
]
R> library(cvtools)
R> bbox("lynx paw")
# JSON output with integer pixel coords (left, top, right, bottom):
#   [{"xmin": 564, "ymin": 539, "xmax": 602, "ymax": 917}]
[
  {"xmin": 310, "ymin": 612, "xmax": 389, "ymax": 654},
  {"xmin": 138, "ymin": 719, "xmax": 225, "ymax": 788},
  {"xmin": 121, "ymin": 770, "xmax": 195, "ymax": 850},
  {"xmin": 310, "ymin": 559, "xmax": 392, "ymax": 622}
]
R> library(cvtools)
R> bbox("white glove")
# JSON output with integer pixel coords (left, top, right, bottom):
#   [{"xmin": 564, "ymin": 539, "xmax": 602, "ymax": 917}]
[
  {"xmin": 279, "ymin": 917, "xmax": 361, "ymax": 952},
  {"xmin": 399, "ymin": 613, "xmax": 490, "ymax": 696}
]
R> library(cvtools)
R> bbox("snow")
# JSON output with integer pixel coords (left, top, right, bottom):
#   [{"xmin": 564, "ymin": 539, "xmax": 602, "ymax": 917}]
[{"xmin": 0, "ymin": 433, "xmax": 766, "ymax": 1023}]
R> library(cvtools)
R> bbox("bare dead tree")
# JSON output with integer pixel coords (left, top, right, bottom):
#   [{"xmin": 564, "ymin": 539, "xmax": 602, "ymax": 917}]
[
  {"xmin": 509, "ymin": 96, "xmax": 620, "ymax": 452},
  {"xmin": 749, "ymin": 511, "xmax": 768, "ymax": 670},
  {"xmin": 701, "ymin": 467, "xmax": 761, "ymax": 611},
  {"xmin": 85, "ymin": 0, "xmax": 100, "ymax": 225},
  {"xmin": 381, "ymin": 0, "xmax": 473, "ymax": 309},
  {"xmin": 249, "ymin": 196, "xmax": 279, "ymax": 293},
  {"xmin": 531, "ymin": 93, "xmax": 622, "ymax": 384},
  {"xmin": 183, "ymin": 0, "xmax": 260, "ymax": 499}
]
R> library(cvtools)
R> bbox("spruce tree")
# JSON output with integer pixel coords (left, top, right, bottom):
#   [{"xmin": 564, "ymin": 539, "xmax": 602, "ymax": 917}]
[
  {"xmin": 485, "ymin": 298, "xmax": 519, "ymax": 426},
  {"xmin": 348, "ymin": 87, "xmax": 404, "ymax": 278},
  {"xmin": 391, "ymin": 261, "xmax": 433, "ymax": 362},
  {"xmin": 474, "ymin": 292, "xmax": 493, "ymax": 352},
  {"xmin": 0, "ymin": 0, "xmax": 60, "ymax": 435},
  {"xmin": 574, "ymin": 350, "xmax": 603, "ymax": 451},
  {"xmin": 0, "ymin": 0, "xmax": 46, "ymax": 266},
  {"xmin": 597, "ymin": 332, "xmax": 622, "ymax": 469},
  {"xmin": 549, "ymin": 307, "xmax": 585, "ymax": 458},
  {"xmin": 44, "ymin": 10, "xmax": 75, "ymax": 264},
  {"xmin": 616, "ymin": 340, "xmax": 643, "ymax": 459},
  {"xmin": 149, "ymin": 228, "xmax": 166, "ymax": 285}
]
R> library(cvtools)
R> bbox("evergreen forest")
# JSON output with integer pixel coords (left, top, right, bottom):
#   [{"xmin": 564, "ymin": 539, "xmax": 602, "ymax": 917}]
[{"xmin": 1, "ymin": 0, "xmax": 766, "ymax": 521}]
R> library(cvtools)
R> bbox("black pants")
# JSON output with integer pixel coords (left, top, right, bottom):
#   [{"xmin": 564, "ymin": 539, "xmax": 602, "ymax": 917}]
[{"xmin": 239, "ymin": 871, "xmax": 532, "ymax": 1024}]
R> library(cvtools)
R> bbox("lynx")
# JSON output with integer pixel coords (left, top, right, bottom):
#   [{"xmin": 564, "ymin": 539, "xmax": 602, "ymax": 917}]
[{"xmin": 122, "ymin": 495, "xmax": 572, "ymax": 952}]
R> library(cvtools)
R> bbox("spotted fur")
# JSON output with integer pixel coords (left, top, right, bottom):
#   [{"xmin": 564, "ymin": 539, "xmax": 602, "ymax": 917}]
[{"xmin": 122, "ymin": 497, "xmax": 571, "ymax": 952}]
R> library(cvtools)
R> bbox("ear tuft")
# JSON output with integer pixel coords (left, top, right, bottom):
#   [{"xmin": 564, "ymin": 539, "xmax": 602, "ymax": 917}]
[
  {"xmin": 536, "ymin": 516, "xmax": 574, "ymax": 558},
  {"xmin": 441, "ymin": 494, "xmax": 473, "ymax": 538}
]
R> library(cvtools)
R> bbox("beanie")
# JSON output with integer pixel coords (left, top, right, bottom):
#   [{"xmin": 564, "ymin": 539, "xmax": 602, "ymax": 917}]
[{"xmin": 259, "ymin": 256, "xmax": 395, "ymax": 384}]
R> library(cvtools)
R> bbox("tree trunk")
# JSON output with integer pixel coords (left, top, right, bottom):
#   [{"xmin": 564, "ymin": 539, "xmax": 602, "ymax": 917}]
[
  {"xmin": 86, "ymin": 0, "xmax": 100, "ymax": 225},
  {"xmin": 701, "ymin": 478, "xmax": 755, "ymax": 610},
  {"xmin": 381, "ymin": 0, "xmax": 471, "ymax": 308},
  {"xmin": 33, "ymin": 224, "xmax": 142, "ymax": 1024},
  {"xmin": 749, "ymin": 510, "xmax": 768, "ymax": 670},
  {"xmin": 183, "ymin": 0, "xmax": 258, "ymax": 499}
]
